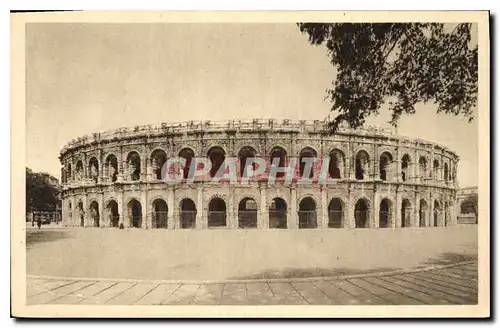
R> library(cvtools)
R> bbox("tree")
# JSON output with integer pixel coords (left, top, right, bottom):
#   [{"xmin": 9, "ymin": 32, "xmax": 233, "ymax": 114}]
[
  {"xmin": 297, "ymin": 23, "xmax": 478, "ymax": 131},
  {"xmin": 460, "ymin": 194, "xmax": 478, "ymax": 224},
  {"xmin": 26, "ymin": 167, "xmax": 61, "ymax": 213}
]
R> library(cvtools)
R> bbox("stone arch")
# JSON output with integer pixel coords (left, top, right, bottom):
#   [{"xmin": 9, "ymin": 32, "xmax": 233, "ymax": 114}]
[
  {"xmin": 298, "ymin": 196, "xmax": 317, "ymax": 229},
  {"xmin": 269, "ymin": 146, "xmax": 288, "ymax": 179},
  {"xmin": 207, "ymin": 146, "xmax": 226, "ymax": 178},
  {"xmin": 379, "ymin": 151, "xmax": 394, "ymax": 181},
  {"xmin": 328, "ymin": 198, "xmax": 344, "ymax": 228},
  {"xmin": 106, "ymin": 199, "xmax": 120, "ymax": 228},
  {"xmin": 238, "ymin": 197, "xmax": 258, "ymax": 229},
  {"xmin": 89, "ymin": 200, "xmax": 100, "ymax": 227},
  {"xmin": 419, "ymin": 199, "xmax": 428, "ymax": 227},
  {"xmin": 401, "ymin": 198, "xmax": 412, "ymax": 227},
  {"xmin": 150, "ymin": 149, "xmax": 168, "ymax": 181},
  {"xmin": 328, "ymin": 149, "xmax": 345, "ymax": 179},
  {"xmin": 105, "ymin": 153, "xmax": 118, "ymax": 182},
  {"xmin": 354, "ymin": 197, "xmax": 371, "ymax": 228},
  {"xmin": 379, "ymin": 198, "xmax": 393, "ymax": 228},
  {"xmin": 178, "ymin": 147, "xmax": 196, "ymax": 180},
  {"xmin": 355, "ymin": 150, "xmax": 370, "ymax": 180},
  {"xmin": 433, "ymin": 159, "xmax": 440, "ymax": 180},
  {"xmin": 238, "ymin": 146, "xmax": 257, "ymax": 178},
  {"xmin": 401, "ymin": 154, "xmax": 411, "ymax": 182},
  {"xmin": 77, "ymin": 200, "xmax": 84, "ymax": 227},
  {"xmin": 419, "ymin": 156, "xmax": 428, "ymax": 180},
  {"xmin": 208, "ymin": 196, "xmax": 227, "ymax": 228},
  {"xmin": 299, "ymin": 147, "xmax": 317, "ymax": 179},
  {"xmin": 126, "ymin": 151, "xmax": 141, "ymax": 181},
  {"xmin": 88, "ymin": 157, "xmax": 99, "ymax": 183},
  {"xmin": 67, "ymin": 163, "xmax": 72, "ymax": 181},
  {"xmin": 179, "ymin": 198, "xmax": 197, "ymax": 229},
  {"xmin": 433, "ymin": 199, "xmax": 442, "ymax": 227},
  {"xmin": 444, "ymin": 162, "xmax": 450, "ymax": 182},
  {"xmin": 269, "ymin": 197, "xmax": 287, "ymax": 229},
  {"xmin": 127, "ymin": 198, "xmax": 142, "ymax": 228},
  {"xmin": 152, "ymin": 198, "xmax": 168, "ymax": 229},
  {"xmin": 75, "ymin": 160, "xmax": 84, "ymax": 181}
]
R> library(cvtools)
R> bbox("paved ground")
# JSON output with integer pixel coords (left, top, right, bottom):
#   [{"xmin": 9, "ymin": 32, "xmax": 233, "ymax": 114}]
[
  {"xmin": 26, "ymin": 225, "xmax": 477, "ymax": 281},
  {"xmin": 27, "ymin": 261, "xmax": 478, "ymax": 305}
]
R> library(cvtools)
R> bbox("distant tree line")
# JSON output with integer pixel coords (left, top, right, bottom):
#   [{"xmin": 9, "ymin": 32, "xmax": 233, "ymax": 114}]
[{"xmin": 26, "ymin": 167, "xmax": 61, "ymax": 213}]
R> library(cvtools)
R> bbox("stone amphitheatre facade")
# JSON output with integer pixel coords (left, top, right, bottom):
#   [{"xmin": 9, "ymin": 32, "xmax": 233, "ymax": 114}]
[{"xmin": 59, "ymin": 119, "xmax": 459, "ymax": 230}]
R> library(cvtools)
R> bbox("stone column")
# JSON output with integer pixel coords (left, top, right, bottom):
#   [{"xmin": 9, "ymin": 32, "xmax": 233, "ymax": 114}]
[
  {"xmin": 167, "ymin": 188, "xmax": 175, "ymax": 229},
  {"xmin": 228, "ymin": 188, "xmax": 235, "ymax": 229},
  {"xmin": 373, "ymin": 188, "xmax": 380, "ymax": 228},
  {"xmin": 118, "ymin": 191, "xmax": 126, "ymax": 228},
  {"xmin": 347, "ymin": 140, "xmax": 354, "ymax": 180},
  {"xmin": 98, "ymin": 192, "xmax": 104, "ymax": 227},
  {"xmin": 82, "ymin": 194, "xmax": 89, "ymax": 227},
  {"xmin": 415, "ymin": 193, "xmax": 421, "ymax": 227},
  {"xmin": 289, "ymin": 187, "xmax": 298, "ymax": 229},
  {"xmin": 141, "ymin": 188, "xmax": 148, "ymax": 229},
  {"xmin": 320, "ymin": 186, "xmax": 328, "ymax": 228},
  {"xmin": 196, "ymin": 186, "xmax": 205, "ymax": 229},
  {"xmin": 259, "ymin": 185, "xmax": 267, "ymax": 229},
  {"xmin": 71, "ymin": 195, "xmax": 76, "ymax": 227},
  {"xmin": 344, "ymin": 186, "xmax": 354, "ymax": 228},
  {"xmin": 394, "ymin": 188, "xmax": 401, "ymax": 228}
]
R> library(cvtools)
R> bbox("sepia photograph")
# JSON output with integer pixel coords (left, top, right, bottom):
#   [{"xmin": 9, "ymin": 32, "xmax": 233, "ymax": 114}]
[{"xmin": 11, "ymin": 11, "xmax": 490, "ymax": 318}]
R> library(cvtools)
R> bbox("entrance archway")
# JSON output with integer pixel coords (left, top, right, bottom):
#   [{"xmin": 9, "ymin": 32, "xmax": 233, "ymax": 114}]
[
  {"xmin": 238, "ymin": 198, "xmax": 257, "ymax": 228},
  {"xmin": 419, "ymin": 199, "xmax": 428, "ymax": 227},
  {"xmin": 208, "ymin": 197, "xmax": 227, "ymax": 227},
  {"xmin": 89, "ymin": 201, "xmax": 100, "ymax": 227},
  {"xmin": 152, "ymin": 198, "xmax": 168, "ymax": 229},
  {"xmin": 328, "ymin": 198, "xmax": 343, "ymax": 228},
  {"xmin": 128, "ymin": 199, "xmax": 142, "ymax": 228},
  {"xmin": 269, "ymin": 147, "xmax": 287, "ymax": 179},
  {"xmin": 401, "ymin": 199, "xmax": 412, "ymax": 227},
  {"xmin": 355, "ymin": 198, "xmax": 370, "ymax": 228},
  {"xmin": 298, "ymin": 197, "xmax": 317, "ymax": 229},
  {"xmin": 269, "ymin": 197, "xmax": 287, "ymax": 229},
  {"xmin": 379, "ymin": 198, "xmax": 392, "ymax": 228},
  {"xmin": 106, "ymin": 200, "xmax": 119, "ymax": 227},
  {"xmin": 433, "ymin": 200, "xmax": 441, "ymax": 227},
  {"xmin": 77, "ymin": 201, "xmax": 84, "ymax": 227},
  {"xmin": 180, "ymin": 198, "xmax": 197, "ymax": 229}
]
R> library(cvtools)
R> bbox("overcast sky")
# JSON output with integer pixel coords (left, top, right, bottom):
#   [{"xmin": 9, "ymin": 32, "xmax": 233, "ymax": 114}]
[{"xmin": 26, "ymin": 23, "xmax": 478, "ymax": 187}]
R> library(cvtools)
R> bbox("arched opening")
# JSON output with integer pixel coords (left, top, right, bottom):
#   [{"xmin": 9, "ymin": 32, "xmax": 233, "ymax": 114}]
[
  {"xmin": 433, "ymin": 159, "xmax": 440, "ymax": 180},
  {"xmin": 328, "ymin": 149, "xmax": 344, "ymax": 179},
  {"xmin": 444, "ymin": 202, "xmax": 450, "ymax": 226},
  {"xmin": 88, "ymin": 157, "xmax": 99, "ymax": 183},
  {"xmin": 299, "ymin": 148, "xmax": 317, "ymax": 179},
  {"xmin": 401, "ymin": 154, "xmax": 411, "ymax": 182},
  {"xmin": 207, "ymin": 147, "xmax": 226, "ymax": 178},
  {"xmin": 269, "ymin": 197, "xmax": 287, "ymax": 229},
  {"xmin": 89, "ymin": 201, "xmax": 100, "ymax": 227},
  {"xmin": 238, "ymin": 146, "xmax": 257, "ymax": 178},
  {"xmin": 379, "ymin": 152, "xmax": 393, "ymax": 181},
  {"xmin": 419, "ymin": 199, "xmax": 428, "ymax": 227},
  {"xmin": 126, "ymin": 152, "xmax": 141, "ymax": 181},
  {"xmin": 77, "ymin": 201, "xmax": 84, "ymax": 227},
  {"xmin": 433, "ymin": 200, "xmax": 441, "ymax": 227},
  {"xmin": 180, "ymin": 198, "xmax": 197, "ymax": 229},
  {"xmin": 444, "ymin": 162, "xmax": 449, "ymax": 182},
  {"xmin": 401, "ymin": 199, "xmax": 412, "ymax": 227},
  {"xmin": 419, "ymin": 157, "xmax": 428, "ymax": 180},
  {"xmin": 328, "ymin": 198, "xmax": 343, "ymax": 228},
  {"xmin": 151, "ymin": 149, "xmax": 167, "ymax": 181},
  {"xmin": 238, "ymin": 198, "xmax": 257, "ymax": 228},
  {"xmin": 67, "ymin": 163, "xmax": 72, "ymax": 181},
  {"xmin": 128, "ymin": 199, "xmax": 142, "ymax": 228},
  {"xmin": 179, "ymin": 148, "xmax": 195, "ymax": 180},
  {"xmin": 298, "ymin": 197, "xmax": 317, "ymax": 229},
  {"xmin": 68, "ymin": 201, "xmax": 72, "ymax": 221},
  {"xmin": 355, "ymin": 150, "xmax": 370, "ymax": 180},
  {"xmin": 75, "ymin": 160, "xmax": 84, "ymax": 181},
  {"xmin": 152, "ymin": 198, "xmax": 168, "ymax": 229},
  {"xmin": 269, "ymin": 147, "xmax": 287, "ymax": 179},
  {"xmin": 208, "ymin": 197, "xmax": 226, "ymax": 227},
  {"xmin": 355, "ymin": 199, "xmax": 370, "ymax": 228},
  {"xmin": 379, "ymin": 198, "xmax": 392, "ymax": 228},
  {"xmin": 106, "ymin": 200, "xmax": 119, "ymax": 228},
  {"xmin": 105, "ymin": 154, "xmax": 118, "ymax": 182}
]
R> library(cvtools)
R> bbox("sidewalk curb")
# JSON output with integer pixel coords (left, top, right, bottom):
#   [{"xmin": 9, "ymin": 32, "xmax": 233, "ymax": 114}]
[{"xmin": 27, "ymin": 260, "xmax": 477, "ymax": 285}]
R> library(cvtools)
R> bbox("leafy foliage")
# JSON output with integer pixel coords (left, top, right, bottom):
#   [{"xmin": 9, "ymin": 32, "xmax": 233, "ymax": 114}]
[
  {"xmin": 460, "ymin": 194, "xmax": 478, "ymax": 215},
  {"xmin": 26, "ymin": 167, "xmax": 61, "ymax": 213},
  {"xmin": 298, "ymin": 23, "xmax": 478, "ymax": 131}
]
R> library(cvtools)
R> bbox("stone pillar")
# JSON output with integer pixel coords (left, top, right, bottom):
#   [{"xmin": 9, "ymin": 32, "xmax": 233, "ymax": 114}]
[
  {"xmin": 394, "ymin": 188, "xmax": 401, "ymax": 228},
  {"xmin": 320, "ymin": 186, "xmax": 328, "ymax": 228},
  {"xmin": 119, "ymin": 148, "xmax": 126, "ymax": 183},
  {"xmin": 141, "ymin": 144, "xmax": 148, "ymax": 181},
  {"xmin": 196, "ymin": 186, "xmax": 205, "ymax": 229},
  {"xmin": 228, "ymin": 189, "xmax": 235, "ymax": 229},
  {"xmin": 118, "ymin": 191, "xmax": 126, "ymax": 228},
  {"xmin": 167, "ymin": 188, "xmax": 175, "ymax": 229},
  {"xmin": 141, "ymin": 188, "xmax": 148, "ymax": 229},
  {"xmin": 415, "ymin": 193, "xmax": 421, "ymax": 227},
  {"xmin": 347, "ymin": 141, "xmax": 354, "ymax": 180},
  {"xmin": 71, "ymin": 195, "xmax": 76, "ymax": 227},
  {"xmin": 259, "ymin": 185, "xmax": 267, "ymax": 229},
  {"xmin": 289, "ymin": 187, "xmax": 298, "ymax": 229},
  {"xmin": 98, "ymin": 192, "xmax": 104, "ymax": 228},
  {"xmin": 373, "ymin": 188, "xmax": 380, "ymax": 228},
  {"xmin": 82, "ymin": 194, "xmax": 89, "ymax": 227},
  {"xmin": 344, "ymin": 186, "xmax": 354, "ymax": 228}
]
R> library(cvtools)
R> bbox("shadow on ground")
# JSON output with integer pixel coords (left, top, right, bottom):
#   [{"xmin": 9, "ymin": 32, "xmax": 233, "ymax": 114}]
[
  {"xmin": 227, "ymin": 266, "xmax": 398, "ymax": 280},
  {"xmin": 418, "ymin": 252, "xmax": 478, "ymax": 267},
  {"xmin": 26, "ymin": 229, "xmax": 73, "ymax": 249}
]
